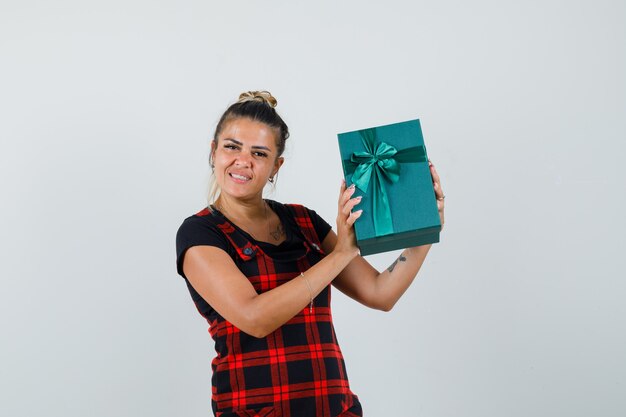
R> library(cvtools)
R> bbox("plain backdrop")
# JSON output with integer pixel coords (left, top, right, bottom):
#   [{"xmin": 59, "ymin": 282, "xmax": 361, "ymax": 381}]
[{"xmin": 1, "ymin": 1, "xmax": 625, "ymax": 416}]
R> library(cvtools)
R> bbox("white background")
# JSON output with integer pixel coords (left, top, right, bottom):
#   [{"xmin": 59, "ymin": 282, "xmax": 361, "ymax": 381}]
[{"xmin": 1, "ymin": 1, "xmax": 625, "ymax": 416}]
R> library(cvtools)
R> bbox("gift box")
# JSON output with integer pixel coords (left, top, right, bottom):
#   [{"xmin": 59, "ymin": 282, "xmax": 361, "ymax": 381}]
[{"xmin": 337, "ymin": 119, "xmax": 441, "ymax": 256}]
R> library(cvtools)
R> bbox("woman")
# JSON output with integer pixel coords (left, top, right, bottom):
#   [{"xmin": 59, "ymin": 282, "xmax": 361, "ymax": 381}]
[{"xmin": 176, "ymin": 91, "xmax": 445, "ymax": 417}]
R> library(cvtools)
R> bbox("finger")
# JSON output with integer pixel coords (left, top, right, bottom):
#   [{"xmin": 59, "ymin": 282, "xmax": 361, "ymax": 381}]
[
  {"xmin": 346, "ymin": 209, "xmax": 363, "ymax": 226},
  {"xmin": 430, "ymin": 164, "xmax": 445, "ymax": 200},
  {"xmin": 339, "ymin": 183, "xmax": 356, "ymax": 208},
  {"xmin": 430, "ymin": 165, "xmax": 445, "ymax": 200},
  {"xmin": 430, "ymin": 163, "xmax": 441, "ymax": 185},
  {"xmin": 338, "ymin": 179, "xmax": 346, "ymax": 205},
  {"xmin": 433, "ymin": 181, "xmax": 445, "ymax": 200},
  {"xmin": 342, "ymin": 195, "xmax": 362, "ymax": 216}
]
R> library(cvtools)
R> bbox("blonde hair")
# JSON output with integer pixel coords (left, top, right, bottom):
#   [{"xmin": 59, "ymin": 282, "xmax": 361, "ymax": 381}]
[
  {"xmin": 237, "ymin": 91, "xmax": 278, "ymax": 108},
  {"xmin": 206, "ymin": 90, "xmax": 288, "ymax": 206}
]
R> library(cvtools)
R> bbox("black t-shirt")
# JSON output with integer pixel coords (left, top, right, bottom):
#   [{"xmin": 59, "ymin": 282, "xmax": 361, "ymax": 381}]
[{"xmin": 175, "ymin": 199, "xmax": 333, "ymax": 319}]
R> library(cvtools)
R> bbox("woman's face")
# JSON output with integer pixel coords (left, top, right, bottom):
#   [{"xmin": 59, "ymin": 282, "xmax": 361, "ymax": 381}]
[{"xmin": 212, "ymin": 117, "xmax": 284, "ymax": 201}]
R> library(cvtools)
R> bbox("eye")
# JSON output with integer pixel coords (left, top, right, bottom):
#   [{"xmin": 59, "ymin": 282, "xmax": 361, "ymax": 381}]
[
  {"xmin": 224, "ymin": 144, "xmax": 239, "ymax": 150},
  {"xmin": 253, "ymin": 151, "xmax": 268, "ymax": 158}
]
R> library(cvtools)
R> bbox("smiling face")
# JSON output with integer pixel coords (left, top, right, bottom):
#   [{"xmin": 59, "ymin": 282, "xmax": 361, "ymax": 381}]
[{"xmin": 211, "ymin": 117, "xmax": 284, "ymax": 202}]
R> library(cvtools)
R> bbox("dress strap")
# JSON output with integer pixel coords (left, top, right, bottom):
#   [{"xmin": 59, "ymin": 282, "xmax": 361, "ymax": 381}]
[
  {"xmin": 216, "ymin": 222, "xmax": 260, "ymax": 261},
  {"xmin": 196, "ymin": 207, "xmax": 259, "ymax": 261},
  {"xmin": 284, "ymin": 203, "xmax": 326, "ymax": 255}
]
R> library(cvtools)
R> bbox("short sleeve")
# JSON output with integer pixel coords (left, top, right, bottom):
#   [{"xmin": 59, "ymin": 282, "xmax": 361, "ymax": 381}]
[
  {"xmin": 175, "ymin": 215, "xmax": 229, "ymax": 279},
  {"xmin": 304, "ymin": 207, "xmax": 333, "ymax": 244}
]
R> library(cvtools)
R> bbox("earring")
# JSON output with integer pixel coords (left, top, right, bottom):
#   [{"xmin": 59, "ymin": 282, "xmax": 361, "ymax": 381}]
[{"xmin": 268, "ymin": 176, "xmax": 274, "ymax": 183}]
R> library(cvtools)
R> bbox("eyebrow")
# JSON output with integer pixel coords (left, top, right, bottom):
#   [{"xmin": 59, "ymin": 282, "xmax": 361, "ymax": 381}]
[{"xmin": 223, "ymin": 138, "xmax": 272, "ymax": 151}]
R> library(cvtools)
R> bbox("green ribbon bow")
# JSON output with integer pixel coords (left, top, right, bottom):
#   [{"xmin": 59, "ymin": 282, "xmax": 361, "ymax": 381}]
[{"xmin": 344, "ymin": 128, "xmax": 428, "ymax": 236}]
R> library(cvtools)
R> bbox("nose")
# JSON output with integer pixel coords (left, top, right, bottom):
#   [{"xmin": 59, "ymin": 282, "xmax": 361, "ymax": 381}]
[{"xmin": 235, "ymin": 150, "xmax": 252, "ymax": 167}]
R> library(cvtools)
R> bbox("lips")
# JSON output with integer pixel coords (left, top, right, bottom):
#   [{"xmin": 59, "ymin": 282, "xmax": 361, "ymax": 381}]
[{"xmin": 228, "ymin": 171, "xmax": 252, "ymax": 183}]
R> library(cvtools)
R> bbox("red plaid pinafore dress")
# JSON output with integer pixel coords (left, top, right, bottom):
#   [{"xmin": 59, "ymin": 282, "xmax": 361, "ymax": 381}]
[{"xmin": 190, "ymin": 202, "xmax": 363, "ymax": 417}]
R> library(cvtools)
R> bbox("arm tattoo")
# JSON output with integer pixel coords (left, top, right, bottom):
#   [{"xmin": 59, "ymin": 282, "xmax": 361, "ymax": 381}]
[{"xmin": 387, "ymin": 253, "xmax": 407, "ymax": 273}]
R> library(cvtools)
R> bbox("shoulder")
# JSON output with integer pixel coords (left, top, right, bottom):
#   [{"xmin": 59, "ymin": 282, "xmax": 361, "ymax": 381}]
[
  {"xmin": 177, "ymin": 207, "xmax": 217, "ymax": 230},
  {"xmin": 267, "ymin": 200, "xmax": 332, "ymax": 240},
  {"xmin": 175, "ymin": 207, "xmax": 231, "ymax": 278},
  {"xmin": 176, "ymin": 207, "xmax": 227, "ymax": 247},
  {"xmin": 267, "ymin": 200, "xmax": 317, "ymax": 221}
]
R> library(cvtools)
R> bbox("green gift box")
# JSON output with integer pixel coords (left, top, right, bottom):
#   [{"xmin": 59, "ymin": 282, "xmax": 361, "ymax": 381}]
[{"xmin": 337, "ymin": 119, "xmax": 441, "ymax": 256}]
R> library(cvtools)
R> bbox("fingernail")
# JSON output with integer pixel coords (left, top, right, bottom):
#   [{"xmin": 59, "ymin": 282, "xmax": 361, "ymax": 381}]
[{"xmin": 348, "ymin": 183, "xmax": 355, "ymax": 189}]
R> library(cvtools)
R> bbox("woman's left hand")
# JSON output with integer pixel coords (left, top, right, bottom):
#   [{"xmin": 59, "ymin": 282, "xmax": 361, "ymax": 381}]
[{"xmin": 429, "ymin": 160, "xmax": 445, "ymax": 231}]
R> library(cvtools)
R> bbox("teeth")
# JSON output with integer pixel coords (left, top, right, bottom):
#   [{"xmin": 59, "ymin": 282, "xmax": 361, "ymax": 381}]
[{"xmin": 230, "ymin": 173, "xmax": 250, "ymax": 181}]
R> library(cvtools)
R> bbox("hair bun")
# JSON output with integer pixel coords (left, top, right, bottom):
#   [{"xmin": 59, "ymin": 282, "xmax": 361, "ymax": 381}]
[{"xmin": 237, "ymin": 91, "xmax": 278, "ymax": 108}]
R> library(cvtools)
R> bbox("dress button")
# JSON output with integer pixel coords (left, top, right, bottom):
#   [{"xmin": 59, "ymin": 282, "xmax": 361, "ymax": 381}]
[
  {"xmin": 311, "ymin": 243, "xmax": 320, "ymax": 251},
  {"xmin": 243, "ymin": 247, "xmax": 254, "ymax": 256}
]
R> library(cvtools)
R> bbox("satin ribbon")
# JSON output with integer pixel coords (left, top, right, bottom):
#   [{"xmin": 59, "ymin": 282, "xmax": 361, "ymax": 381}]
[{"xmin": 344, "ymin": 128, "xmax": 427, "ymax": 236}]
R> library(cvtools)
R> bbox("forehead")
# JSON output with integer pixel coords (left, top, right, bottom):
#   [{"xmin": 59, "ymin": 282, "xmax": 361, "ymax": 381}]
[{"xmin": 218, "ymin": 118, "xmax": 278, "ymax": 149}]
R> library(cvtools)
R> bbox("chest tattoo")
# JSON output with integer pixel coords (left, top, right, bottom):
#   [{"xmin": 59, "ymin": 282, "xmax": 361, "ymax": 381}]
[{"xmin": 269, "ymin": 222, "xmax": 286, "ymax": 241}]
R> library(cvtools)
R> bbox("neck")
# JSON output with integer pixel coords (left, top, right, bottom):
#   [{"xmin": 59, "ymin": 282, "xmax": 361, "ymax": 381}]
[{"xmin": 215, "ymin": 194, "xmax": 267, "ymax": 221}]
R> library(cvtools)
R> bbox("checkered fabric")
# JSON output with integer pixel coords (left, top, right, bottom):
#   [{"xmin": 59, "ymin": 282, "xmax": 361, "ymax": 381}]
[{"xmin": 177, "ymin": 201, "xmax": 362, "ymax": 417}]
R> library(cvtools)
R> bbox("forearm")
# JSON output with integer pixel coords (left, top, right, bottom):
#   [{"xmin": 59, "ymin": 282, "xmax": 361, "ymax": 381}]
[
  {"xmin": 374, "ymin": 159, "xmax": 444, "ymax": 310},
  {"xmin": 373, "ymin": 244, "xmax": 432, "ymax": 311},
  {"xmin": 249, "ymin": 249, "xmax": 355, "ymax": 337}
]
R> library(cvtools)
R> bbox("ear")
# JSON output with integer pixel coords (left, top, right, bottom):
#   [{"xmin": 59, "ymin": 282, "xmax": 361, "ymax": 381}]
[
  {"xmin": 272, "ymin": 156, "xmax": 285, "ymax": 177},
  {"xmin": 209, "ymin": 140, "xmax": 217, "ymax": 161}
]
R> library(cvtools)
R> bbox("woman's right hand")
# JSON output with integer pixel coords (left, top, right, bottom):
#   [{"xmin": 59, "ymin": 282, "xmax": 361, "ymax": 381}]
[{"xmin": 334, "ymin": 180, "xmax": 363, "ymax": 257}]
